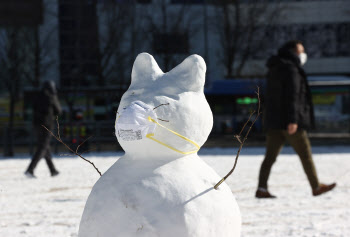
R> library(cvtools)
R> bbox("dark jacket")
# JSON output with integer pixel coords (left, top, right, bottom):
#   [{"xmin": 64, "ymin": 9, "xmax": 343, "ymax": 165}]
[
  {"xmin": 263, "ymin": 48, "xmax": 315, "ymax": 130},
  {"xmin": 33, "ymin": 81, "xmax": 62, "ymax": 127}
]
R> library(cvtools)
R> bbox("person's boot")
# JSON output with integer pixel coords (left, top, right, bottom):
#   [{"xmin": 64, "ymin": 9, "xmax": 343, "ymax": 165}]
[
  {"xmin": 312, "ymin": 183, "xmax": 336, "ymax": 196},
  {"xmin": 255, "ymin": 187, "xmax": 276, "ymax": 198},
  {"xmin": 24, "ymin": 170, "xmax": 36, "ymax": 178},
  {"xmin": 51, "ymin": 170, "xmax": 60, "ymax": 177}
]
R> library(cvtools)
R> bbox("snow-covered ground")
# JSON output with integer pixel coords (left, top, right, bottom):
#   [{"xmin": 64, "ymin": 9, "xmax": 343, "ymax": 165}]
[{"xmin": 1, "ymin": 146, "xmax": 349, "ymax": 237}]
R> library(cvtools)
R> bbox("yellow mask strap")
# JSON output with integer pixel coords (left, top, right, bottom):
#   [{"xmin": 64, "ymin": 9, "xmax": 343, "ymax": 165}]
[{"xmin": 146, "ymin": 116, "xmax": 200, "ymax": 155}]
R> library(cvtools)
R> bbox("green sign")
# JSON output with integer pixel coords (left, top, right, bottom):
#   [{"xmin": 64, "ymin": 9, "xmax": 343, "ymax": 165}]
[{"xmin": 236, "ymin": 97, "xmax": 258, "ymax": 105}]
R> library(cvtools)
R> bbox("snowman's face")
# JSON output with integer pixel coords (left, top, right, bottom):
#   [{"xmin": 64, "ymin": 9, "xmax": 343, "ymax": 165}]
[{"xmin": 115, "ymin": 53, "xmax": 213, "ymax": 158}]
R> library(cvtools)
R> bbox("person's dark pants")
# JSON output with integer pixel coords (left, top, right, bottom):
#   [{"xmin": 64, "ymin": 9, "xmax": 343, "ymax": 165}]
[
  {"xmin": 258, "ymin": 129, "xmax": 319, "ymax": 190},
  {"xmin": 27, "ymin": 125, "xmax": 57, "ymax": 174}
]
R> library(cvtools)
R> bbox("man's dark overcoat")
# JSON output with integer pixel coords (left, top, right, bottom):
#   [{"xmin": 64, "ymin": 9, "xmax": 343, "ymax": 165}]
[{"xmin": 263, "ymin": 48, "xmax": 315, "ymax": 130}]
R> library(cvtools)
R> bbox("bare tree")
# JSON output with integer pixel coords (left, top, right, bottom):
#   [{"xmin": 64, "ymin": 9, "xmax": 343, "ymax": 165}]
[
  {"xmin": 141, "ymin": 0, "xmax": 200, "ymax": 71},
  {"xmin": 0, "ymin": 28, "xmax": 27, "ymax": 156},
  {"xmin": 213, "ymin": 0, "xmax": 284, "ymax": 77},
  {"xmin": 0, "ymin": 1, "xmax": 58, "ymax": 156},
  {"xmin": 22, "ymin": 6, "xmax": 58, "ymax": 88},
  {"xmin": 97, "ymin": 1, "xmax": 135, "ymax": 87}
]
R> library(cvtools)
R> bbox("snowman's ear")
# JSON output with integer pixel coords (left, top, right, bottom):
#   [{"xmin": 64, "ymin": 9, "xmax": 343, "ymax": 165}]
[
  {"xmin": 167, "ymin": 54, "xmax": 206, "ymax": 92},
  {"xmin": 131, "ymin": 53, "xmax": 163, "ymax": 86}
]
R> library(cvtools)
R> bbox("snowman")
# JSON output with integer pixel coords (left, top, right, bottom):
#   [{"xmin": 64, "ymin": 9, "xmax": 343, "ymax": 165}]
[{"xmin": 78, "ymin": 53, "xmax": 241, "ymax": 237}]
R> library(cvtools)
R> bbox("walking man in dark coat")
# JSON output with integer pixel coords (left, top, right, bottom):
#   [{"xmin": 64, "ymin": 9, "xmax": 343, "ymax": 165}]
[
  {"xmin": 256, "ymin": 40, "xmax": 336, "ymax": 198},
  {"xmin": 25, "ymin": 80, "xmax": 62, "ymax": 178}
]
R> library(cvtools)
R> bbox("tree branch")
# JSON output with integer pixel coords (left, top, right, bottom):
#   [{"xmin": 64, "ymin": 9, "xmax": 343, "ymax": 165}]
[
  {"xmin": 42, "ymin": 117, "xmax": 102, "ymax": 176},
  {"xmin": 214, "ymin": 87, "xmax": 261, "ymax": 189}
]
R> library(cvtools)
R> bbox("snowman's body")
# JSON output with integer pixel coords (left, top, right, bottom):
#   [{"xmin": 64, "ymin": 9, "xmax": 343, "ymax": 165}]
[{"xmin": 78, "ymin": 53, "xmax": 241, "ymax": 237}]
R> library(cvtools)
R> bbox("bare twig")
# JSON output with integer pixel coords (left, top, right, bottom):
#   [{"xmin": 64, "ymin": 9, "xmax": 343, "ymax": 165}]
[
  {"xmin": 153, "ymin": 103, "xmax": 169, "ymax": 110},
  {"xmin": 42, "ymin": 118, "xmax": 102, "ymax": 176},
  {"xmin": 157, "ymin": 118, "xmax": 169, "ymax": 122},
  {"xmin": 214, "ymin": 87, "xmax": 261, "ymax": 190},
  {"xmin": 234, "ymin": 135, "xmax": 242, "ymax": 144},
  {"xmin": 76, "ymin": 136, "xmax": 92, "ymax": 154},
  {"xmin": 238, "ymin": 111, "xmax": 255, "ymax": 138}
]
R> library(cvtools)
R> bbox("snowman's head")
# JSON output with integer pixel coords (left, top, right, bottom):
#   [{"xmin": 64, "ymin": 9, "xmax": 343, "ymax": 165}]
[{"xmin": 115, "ymin": 53, "xmax": 213, "ymax": 159}]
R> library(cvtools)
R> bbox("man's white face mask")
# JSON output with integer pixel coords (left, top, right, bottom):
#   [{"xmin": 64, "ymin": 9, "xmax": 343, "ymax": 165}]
[{"xmin": 299, "ymin": 52, "xmax": 307, "ymax": 66}]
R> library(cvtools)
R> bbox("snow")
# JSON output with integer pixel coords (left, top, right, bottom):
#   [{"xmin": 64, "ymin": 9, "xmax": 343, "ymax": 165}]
[{"xmin": 1, "ymin": 146, "xmax": 349, "ymax": 237}]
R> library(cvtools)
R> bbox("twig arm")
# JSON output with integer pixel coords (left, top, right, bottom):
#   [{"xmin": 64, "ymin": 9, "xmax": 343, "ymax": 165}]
[
  {"xmin": 41, "ymin": 124, "xmax": 102, "ymax": 177},
  {"xmin": 214, "ymin": 87, "xmax": 261, "ymax": 189}
]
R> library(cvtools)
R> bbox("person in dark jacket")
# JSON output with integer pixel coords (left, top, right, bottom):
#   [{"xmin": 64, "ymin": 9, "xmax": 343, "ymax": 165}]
[
  {"xmin": 25, "ymin": 80, "xmax": 62, "ymax": 178},
  {"xmin": 256, "ymin": 40, "xmax": 336, "ymax": 198}
]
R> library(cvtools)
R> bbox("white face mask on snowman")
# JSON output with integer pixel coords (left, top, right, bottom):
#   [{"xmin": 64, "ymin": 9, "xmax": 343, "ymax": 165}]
[{"xmin": 115, "ymin": 101, "xmax": 200, "ymax": 155}]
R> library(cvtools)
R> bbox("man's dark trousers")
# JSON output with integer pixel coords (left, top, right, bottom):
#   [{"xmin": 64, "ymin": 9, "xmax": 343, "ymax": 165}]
[
  {"xmin": 258, "ymin": 129, "xmax": 319, "ymax": 190},
  {"xmin": 27, "ymin": 125, "xmax": 57, "ymax": 174}
]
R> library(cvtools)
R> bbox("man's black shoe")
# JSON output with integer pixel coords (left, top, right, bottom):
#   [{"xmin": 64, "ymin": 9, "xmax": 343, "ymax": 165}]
[{"xmin": 255, "ymin": 188, "xmax": 276, "ymax": 198}]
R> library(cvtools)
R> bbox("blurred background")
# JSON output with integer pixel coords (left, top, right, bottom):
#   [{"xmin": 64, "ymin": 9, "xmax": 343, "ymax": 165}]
[{"xmin": 0, "ymin": 0, "xmax": 349, "ymax": 156}]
